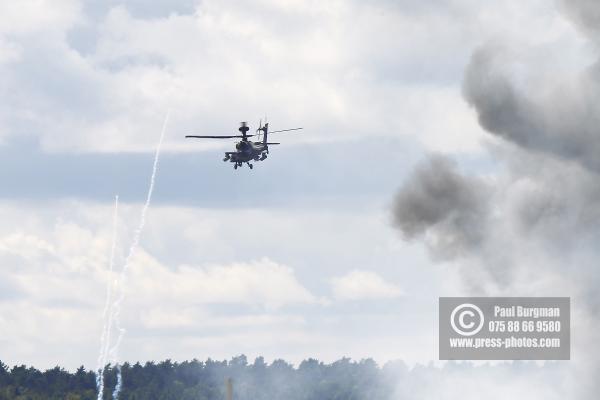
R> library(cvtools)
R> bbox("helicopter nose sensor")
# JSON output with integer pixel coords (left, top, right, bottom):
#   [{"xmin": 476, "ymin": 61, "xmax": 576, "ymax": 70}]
[{"xmin": 236, "ymin": 141, "xmax": 251, "ymax": 152}]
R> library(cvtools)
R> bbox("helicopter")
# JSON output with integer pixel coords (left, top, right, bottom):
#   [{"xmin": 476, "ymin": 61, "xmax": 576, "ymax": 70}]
[{"xmin": 185, "ymin": 121, "xmax": 303, "ymax": 169}]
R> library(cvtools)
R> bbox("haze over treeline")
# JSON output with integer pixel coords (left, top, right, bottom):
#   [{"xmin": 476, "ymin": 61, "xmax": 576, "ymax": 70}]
[
  {"xmin": 1, "ymin": 356, "xmax": 389, "ymax": 400},
  {"xmin": 0, "ymin": 356, "xmax": 561, "ymax": 400}
]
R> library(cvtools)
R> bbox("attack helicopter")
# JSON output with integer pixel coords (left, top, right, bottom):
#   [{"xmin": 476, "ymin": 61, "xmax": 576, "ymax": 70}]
[{"xmin": 186, "ymin": 121, "xmax": 303, "ymax": 169}]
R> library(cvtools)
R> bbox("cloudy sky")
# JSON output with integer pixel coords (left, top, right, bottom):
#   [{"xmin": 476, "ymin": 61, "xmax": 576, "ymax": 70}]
[{"xmin": 1, "ymin": 0, "xmax": 599, "ymax": 398}]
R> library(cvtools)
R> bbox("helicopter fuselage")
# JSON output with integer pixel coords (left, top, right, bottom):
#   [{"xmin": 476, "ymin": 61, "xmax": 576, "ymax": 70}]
[{"xmin": 224, "ymin": 140, "xmax": 269, "ymax": 168}]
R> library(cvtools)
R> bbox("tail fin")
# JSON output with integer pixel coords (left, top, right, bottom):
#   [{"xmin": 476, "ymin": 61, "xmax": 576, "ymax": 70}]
[{"xmin": 262, "ymin": 122, "xmax": 269, "ymax": 144}]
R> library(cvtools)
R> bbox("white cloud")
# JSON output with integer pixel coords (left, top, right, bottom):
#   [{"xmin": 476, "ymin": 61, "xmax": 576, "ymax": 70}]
[
  {"xmin": 0, "ymin": 200, "xmax": 435, "ymax": 369},
  {"xmin": 128, "ymin": 254, "xmax": 317, "ymax": 309},
  {"xmin": 0, "ymin": 0, "xmax": 580, "ymax": 154},
  {"xmin": 331, "ymin": 270, "xmax": 403, "ymax": 300},
  {"xmin": 139, "ymin": 308, "xmax": 306, "ymax": 330},
  {"xmin": 0, "ymin": 0, "xmax": 81, "ymax": 36}
]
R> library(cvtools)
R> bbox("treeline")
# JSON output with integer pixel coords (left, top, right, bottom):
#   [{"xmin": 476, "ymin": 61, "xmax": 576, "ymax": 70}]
[{"xmin": 0, "ymin": 356, "xmax": 409, "ymax": 400}]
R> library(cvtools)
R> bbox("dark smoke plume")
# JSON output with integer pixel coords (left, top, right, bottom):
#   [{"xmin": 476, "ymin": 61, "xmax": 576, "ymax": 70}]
[
  {"xmin": 392, "ymin": 155, "xmax": 490, "ymax": 260},
  {"xmin": 391, "ymin": 1, "xmax": 600, "ymax": 398}
]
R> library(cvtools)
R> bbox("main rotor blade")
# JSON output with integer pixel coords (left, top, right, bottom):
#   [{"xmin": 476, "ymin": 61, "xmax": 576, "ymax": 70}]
[
  {"xmin": 185, "ymin": 134, "xmax": 256, "ymax": 139},
  {"xmin": 269, "ymin": 128, "xmax": 303, "ymax": 134}
]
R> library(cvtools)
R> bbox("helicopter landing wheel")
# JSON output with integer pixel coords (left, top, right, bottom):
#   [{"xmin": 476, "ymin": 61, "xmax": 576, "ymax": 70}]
[
  {"xmin": 234, "ymin": 164, "xmax": 238, "ymax": 170},
  {"xmin": 248, "ymin": 163, "xmax": 253, "ymax": 169}
]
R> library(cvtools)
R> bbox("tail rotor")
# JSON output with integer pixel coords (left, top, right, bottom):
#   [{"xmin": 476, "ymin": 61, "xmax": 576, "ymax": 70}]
[{"xmin": 256, "ymin": 119, "xmax": 263, "ymax": 141}]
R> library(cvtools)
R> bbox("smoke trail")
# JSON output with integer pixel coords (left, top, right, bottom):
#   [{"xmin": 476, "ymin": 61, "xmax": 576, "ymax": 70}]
[
  {"xmin": 109, "ymin": 110, "xmax": 170, "ymax": 399},
  {"xmin": 96, "ymin": 195, "xmax": 120, "ymax": 400}
]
